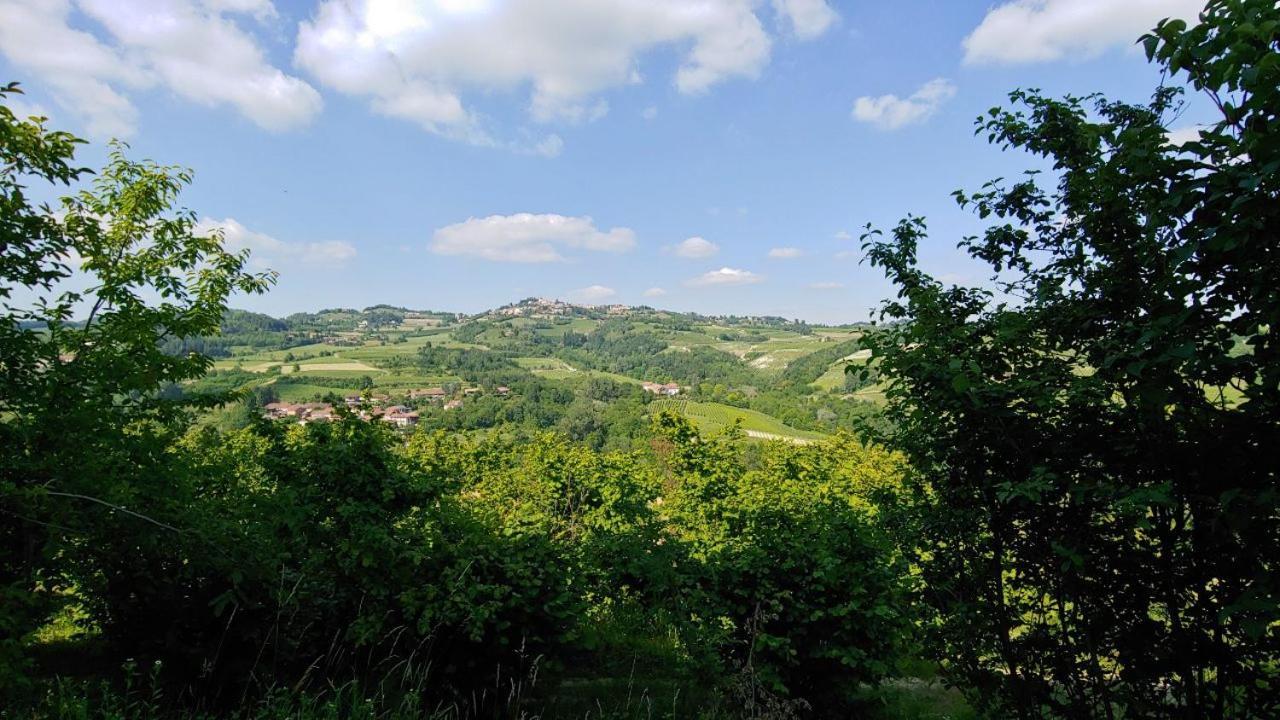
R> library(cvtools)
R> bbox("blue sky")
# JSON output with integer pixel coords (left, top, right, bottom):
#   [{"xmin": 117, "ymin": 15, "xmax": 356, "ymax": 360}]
[{"xmin": 0, "ymin": 0, "xmax": 1210, "ymax": 323}]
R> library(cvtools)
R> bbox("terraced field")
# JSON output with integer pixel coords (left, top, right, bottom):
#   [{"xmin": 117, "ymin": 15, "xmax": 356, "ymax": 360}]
[{"xmin": 649, "ymin": 398, "xmax": 825, "ymax": 442}]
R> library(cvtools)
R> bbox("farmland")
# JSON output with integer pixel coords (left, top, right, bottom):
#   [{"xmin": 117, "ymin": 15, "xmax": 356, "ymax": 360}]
[
  {"xmin": 182, "ymin": 301, "xmax": 883, "ymax": 446},
  {"xmin": 648, "ymin": 398, "xmax": 827, "ymax": 442}
]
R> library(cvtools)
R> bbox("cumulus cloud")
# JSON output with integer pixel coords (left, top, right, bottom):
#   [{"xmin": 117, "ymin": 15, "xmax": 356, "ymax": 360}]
[
  {"xmin": 643, "ymin": 287, "xmax": 667, "ymax": 297},
  {"xmin": 768, "ymin": 246, "xmax": 803, "ymax": 259},
  {"xmin": 772, "ymin": 0, "xmax": 838, "ymax": 39},
  {"xmin": 0, "ymin": 0, "xmax": 321, "ymax": 139},
  {"xmin": 852, "ymin": 78, "xmax": 956, "ymax": 130},
  {"xmin": 197, "ymin": 217, "xmax": 357, "ymax": 269},
  {"xmin": 294, "ymin": 0, "xmax": 808, "ymax": 144},
  {"xmin": 808, "ymin": 281, "xmax": 844, "ymax": 289},
  {"xmin": 430, "ymin": 213, "xmax": 636, "ymax": 263},
  {"xmin": 568, "ymin": 284, "xmax": 617, "ymax": 303},
  {"xmin": 672, "ymin": 236, "xmax": 720, "ymax": 259},
  {"xmin": 963, "ymin": 0, "xmax": 1203, "ymax": 65},
  {"xmin": 833, "ymin": 229, "xmax": 852, "ymax": 240},
  {"xmin": 686, "ymin": 267, "xmax": 763, "ymax": 287}
]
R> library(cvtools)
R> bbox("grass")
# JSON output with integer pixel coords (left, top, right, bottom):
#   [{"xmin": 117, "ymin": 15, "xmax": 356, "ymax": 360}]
[
  {"xmin": 17, "ymin": 672, "xmax": 976, "ymax": 719},
  {"xmin": 856, "ymin": 679, "xmax": 979, "ymax": 720},
  {"xmin": 371, "ymin": 373, "xmax": 462, "ymax": 387},
  {"xmin": 649, "ymin": 398, "xmax": 825, "ymax": 442},
  {"xmin": 513, "ymin": 357, "xmax": 645, "ymax": 385},
  {"xmin": 531, "ymin": 318, "xmax": 598, "ymax": 336},
  {"xmin": 286, "ymin": 369, "xmax": 383, "ymax": 379},
  {"xmin": 745, "ymin": 344, "xmax": 822, "ymax": 371},
  {"xmin": 541, "ymin": 368, "xmax": 645, "ymax": 384},
  {"xmin": 584, "ymin": 370, "xmax": 645, "ymax": 385},
  {"xmin": 273, "ymin": 383, "xmax": 350, "ymax": 402},
  {"xmin": 812, "ymin": 349, "xmax": 873, "ymax": 392},
  {"xmin": 513, "ymin": 356, "xmax": 574, "ymax": 371}
]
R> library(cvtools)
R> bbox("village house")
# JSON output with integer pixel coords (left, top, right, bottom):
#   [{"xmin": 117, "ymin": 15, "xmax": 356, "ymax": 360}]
[
  {"xmin": 409, "ymin": 387, "xmax": 446, "ymax": 402},
  {"xmin": 262, "ymin": 402, "xmax": 297, "ymax": 419},
  {"xmin": 302, "ymin": 405, "xmax": 335, "ymax": 424},
  {"xmin": 264, "ymin": 402, "xmax": 339, "ymax": 423},
  {"xmin": 382, "ymin": 406, "xmax": 419, "ymax": 428},
  {"xmin": 279, "ymin": 403, "xmax": 333, "ymax": 424},
  {"xmin": 444, "ymin": 399, "xmax": 463, "ymax": 410},
  {"xmin": 495, "ymin": 386, "xmax": 511, "ymax": 396},
  {"xmin": 642, "ymin": 382, "xmax": 681, "ymax": 396},
  {"xmin": 462, "ymin": 387, "xmax": 481, "ymax": 396}
]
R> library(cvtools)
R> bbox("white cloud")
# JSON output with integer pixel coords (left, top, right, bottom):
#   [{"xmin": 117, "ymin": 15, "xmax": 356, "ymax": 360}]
[
  {"xmin": 197, "ymin": 217, "xmax": 357, "ymax": 268},
  {"xmin": 294, "ymin": 0, "xmax": 799, "ymax": 144},
  {"xmin": 772, "ymin": 0, "xmax": 838, "ymax": 40},
  {"xmin": 5, "ymin": 95, "xmax": 51, "ymax": 122},
  {"xmin": 521, "ymin": 133, "xmax": 565, "ymax": 158},
  {"xmin": 808, "ymin": 281, "xmax": 844, "ymax": 289},
  {"xmin": 0, "ymin": 0, "xmax": 321, "ymax": 139},
  {"xmin": 0, "ymin": 0, "xmax": 145, "ymax": 138},
  {"xmin": 852, "ymin": 78, "xmax": 956, "ymax": 130},
  {"xmin": 833, "ymin": 229, "xmax": 852, "ymax": 240},
  {"xmin": 963, "ymin": 0, "xmax": 1203, "ymax": 65},
  {"xmin": 430, "ymin": 213, "xmax": 636, "ymax": 263},
  {"xmin": 203, "ymin": 0, "xmax": 277, "ymax": 22},
  {"xmin": 568, "ymin": 284, "xmax": 617, "ymax": 303},
  {"xmin": 686, "ymin": 267, "xmax": 763, "ymax": 287},
  {"xmin": 672, "ymin": 236, "xmax": 720, "ymax": 259},
  {"xmin": 768, "ymin": 246, "xmax": 803, "ymax": 259},
  {"xmin": 642, "ymin": 105, "xmax": 659, "ymax": 120},
  {"xmin": 643, "ymin": 287, "xmax": 667, "ymax": 297}
]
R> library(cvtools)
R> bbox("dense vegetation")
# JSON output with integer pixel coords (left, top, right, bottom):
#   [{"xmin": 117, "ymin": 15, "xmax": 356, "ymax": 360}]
[
  {"xmin": 860, "ymin": 2, "xmax": 1280, "ymax": 716},
  {"xmin": 2, "ymin": 2, "xmax": 1278, "ymax": 717}
]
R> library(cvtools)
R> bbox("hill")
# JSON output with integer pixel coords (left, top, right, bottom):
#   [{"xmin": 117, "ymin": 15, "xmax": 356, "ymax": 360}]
[{"xmin": 184, "ymin": 299, "xmax": 884, "ymax": 446}]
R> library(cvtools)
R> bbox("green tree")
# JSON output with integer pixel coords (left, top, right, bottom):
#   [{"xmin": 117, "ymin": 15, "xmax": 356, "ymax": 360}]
[
  {"xmin": 0, "ymin": 82, "xmax": 272, "ymax": 694},
  {"xmin": 861, "ymin": 2, "xmax": 1280, "ymax": 716},
  {"xmin": 657, "ymin": 414, "xmax": 912, "ymax": 711}
]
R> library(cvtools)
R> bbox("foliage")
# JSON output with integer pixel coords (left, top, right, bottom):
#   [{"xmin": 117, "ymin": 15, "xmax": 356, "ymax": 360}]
[
  {"xmin": 656, "ymin": 416, "xmax": 912, "ymax": 710},
  {"xmin": 0, "ymin": 82, "xmax": 272, "ymax": 699},
  {"xmin": 861, "ymin": 1, "xmax": 1280, "ymax": 716}
]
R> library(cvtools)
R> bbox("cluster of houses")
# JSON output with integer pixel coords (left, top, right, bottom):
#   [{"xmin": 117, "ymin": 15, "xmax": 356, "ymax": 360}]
[
  {"xmin": 642, "ymin": 382, "xmax": 681, "ymax": 396},
  {"xmin": 262, "ymin": 384, "xmax": 512, "ymax": 427},
  {"xmin": 262, "ymin": 400, "xmax": 422, "ymax": 427},
  {"xmin": 494, "ymin": 297, "xmax": 577, "ymax": 317}
]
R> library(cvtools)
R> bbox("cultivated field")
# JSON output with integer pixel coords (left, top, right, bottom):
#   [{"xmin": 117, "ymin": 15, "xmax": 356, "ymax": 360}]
[{"xmin": 649, "ymin": 398, "xmax": 825, "ymax": 442}]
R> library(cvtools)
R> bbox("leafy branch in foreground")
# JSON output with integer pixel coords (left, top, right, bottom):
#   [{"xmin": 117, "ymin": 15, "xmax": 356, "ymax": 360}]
[
  {"xmin": 861, "ymin": 1, "xmax": 1279, "ymax": 717},
  {"xmin": 1, "ymin": 81, "xmax": 273, "ymax": 692}
]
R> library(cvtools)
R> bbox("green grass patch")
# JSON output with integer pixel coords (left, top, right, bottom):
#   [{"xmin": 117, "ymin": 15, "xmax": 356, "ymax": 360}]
[
  {"xmin": 514, "ymin": 356, "xmax": 575, "ymax": 370},
  {"xmin": 274, "ymin": 383, "xmax": 348, "ymax": 402},
  {"xmin": 649, "ymin": 398, "xmax": 825, "ymax": 441}
]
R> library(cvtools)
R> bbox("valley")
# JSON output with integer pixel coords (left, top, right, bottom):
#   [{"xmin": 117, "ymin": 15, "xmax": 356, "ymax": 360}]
[{"xmin": 186, "ymin": 298, "xmax": 886, "ymax": 446}]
